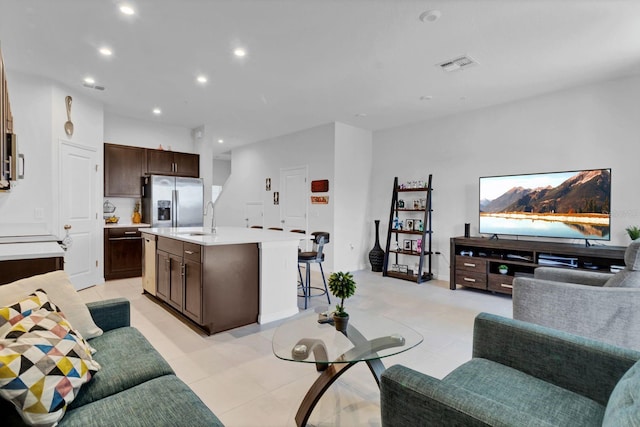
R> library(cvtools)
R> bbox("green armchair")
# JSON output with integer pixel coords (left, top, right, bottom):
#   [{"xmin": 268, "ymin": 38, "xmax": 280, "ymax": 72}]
[{"xmin": 380, "ymin": 313, "xmax": 640, "ymax": 426}]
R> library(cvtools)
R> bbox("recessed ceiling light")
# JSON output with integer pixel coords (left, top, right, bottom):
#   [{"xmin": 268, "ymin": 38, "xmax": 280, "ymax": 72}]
[
  {"xmin": 233, "ymin": 48, "xmax": 247, "ymax": 57},
  {"xmin": 420, "ymin": 95, "xmax": 433, "ymax": 101},
  {"xmin": 355, "ymin": 113, "xmax": 368, "ymax": 117},
  {"xmin": 218, "ymin": 139, "xmax": 224, "ymax": 144},
  {"xmin": 84, "ymin": 77, "xmax": 95, "ymax": 84},
  {"xmin": 196, "ymin": 75, "xmax": 208, "ymax": 84},
  {"xmin": 419, "ymin": 10, "xmax": 441, "ymax": 23},
  {"xmin": 99, "ymin": 47, "xmax": 113, "ymax": 56},
  {"xmin": 119, "ymin": 4, "xmax": 135, "ymax": 15},
  {"xmin": 153, "ymin": 108, "xmax": 162, "ymax": 115}
]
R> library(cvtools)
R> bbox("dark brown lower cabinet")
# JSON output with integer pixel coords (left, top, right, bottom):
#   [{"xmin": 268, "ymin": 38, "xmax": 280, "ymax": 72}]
[
  {"xmin": 104, "ymin": 228, "xmax": 143, "ymax": 280},
  {"xmin": 0, "ymin": 257, "xmax": 64, "ymax": 286},
  {"xmin": 156, "ymin": 250, "xmax": 170, "ymax": 301},
  {"xmin": 154, "ymin": 236, "xmax": 258, "ymax": 334}
]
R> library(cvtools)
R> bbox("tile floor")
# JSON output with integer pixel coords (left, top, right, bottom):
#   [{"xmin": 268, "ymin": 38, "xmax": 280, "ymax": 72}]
[{"xmin": 78, "ymin": 271, "xmax": 512, "ymax": 426}]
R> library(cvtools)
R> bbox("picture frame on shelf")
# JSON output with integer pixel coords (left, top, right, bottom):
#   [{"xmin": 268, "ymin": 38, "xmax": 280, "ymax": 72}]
[
  {"xmin": 411, "ymin": 240, "xmax": 419, "ymax": 253},
  {"xmin": 390, "ymin": 264, "xmax": 399, "ymax": 272},
  {"xmin": 413, "ymin": 199, "xmax": 420, "ymax": 209},
  {"xmin": 398, "ymin": 199, "xmax": 405, "ymax": 208},
  {"xmin": 398, "ymin": 264, "xmax": 409, "ymax": 274},
  {"xmin": 414, "ymin": 219, "xmax": 423, "ymax": 232},
  {"xmin": 403, "ymin": 240, "xmax": 412, "ymax": 251},
  {"xmin": 405, "ymin": 219, "xmax": 414, "ymax": 230}
]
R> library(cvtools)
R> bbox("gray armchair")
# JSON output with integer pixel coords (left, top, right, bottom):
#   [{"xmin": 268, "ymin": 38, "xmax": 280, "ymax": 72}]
[
  {"xmin": 380, "ymin": 313, "xmax": 640, "ymax": 426},
  {"xmin": 513, "ymin": 240, "xmax": 640, "ymax": 351}
]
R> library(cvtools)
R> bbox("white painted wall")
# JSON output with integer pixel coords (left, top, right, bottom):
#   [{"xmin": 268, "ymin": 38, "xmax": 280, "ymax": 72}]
[
  {"xmin": 104, "ymin": 113, "xmax": 195, "ymax": 153},
  {"xmin": 212, "ymin": 158, "xmax": 231, "ymax": 186},
  {"xmin": 372, "ymin": 74, "xmax": 640, "ymax": 280},
  {"xmin": 0, "ymin": 72, "xmax": 103, "ymax": 239},
  {"xmin": 216, "ymin": 123, "xmax": 336, "ymax": 269},
  {"xmin": 0, "ymin": 72, "xmax": 53, "ymax": 236},
  {"xmin": 334, "ymin": 122, "xmax": 372, "ymax": 271}
]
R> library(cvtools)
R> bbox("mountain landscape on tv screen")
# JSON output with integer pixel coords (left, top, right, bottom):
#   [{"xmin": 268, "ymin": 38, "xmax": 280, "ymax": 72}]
[{"xmin": 482, "ymin": 169, "xmax": 611, "ymax": 215}]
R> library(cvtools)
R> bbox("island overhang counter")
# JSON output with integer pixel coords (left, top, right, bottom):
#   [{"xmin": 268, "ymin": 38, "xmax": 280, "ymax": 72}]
[{"xmin": 141, "ymin": 226, "xmax": 301, "ymax": 333}]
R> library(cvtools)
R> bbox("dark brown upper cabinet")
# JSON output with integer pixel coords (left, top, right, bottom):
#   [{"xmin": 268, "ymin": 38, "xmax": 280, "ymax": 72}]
[
  {"xmin": 104, "ymin": 143, "xmax": 145, "ymax": 197},
  {"xmin": 146, "ymin": 150, "xmax": 199, "ymax": 178}
]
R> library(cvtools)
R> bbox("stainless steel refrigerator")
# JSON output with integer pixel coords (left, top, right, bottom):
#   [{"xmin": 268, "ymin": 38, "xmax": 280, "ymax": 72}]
[{"xmin": 142, "ymin": 175, "xmax": 204, "ymax": 227}]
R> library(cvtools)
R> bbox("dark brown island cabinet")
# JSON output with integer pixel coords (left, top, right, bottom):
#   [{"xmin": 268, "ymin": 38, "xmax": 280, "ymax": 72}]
[
  {"xmin": 104, "ymin": 227, "xmax": 143, "ymax": 280},
  {"xmin": 450, "ymin": 237, "xmax": 626, "ymax": 295},
  {"xmin": 154, "ymin": 236, "xmax": 259, "ymax": 334}
]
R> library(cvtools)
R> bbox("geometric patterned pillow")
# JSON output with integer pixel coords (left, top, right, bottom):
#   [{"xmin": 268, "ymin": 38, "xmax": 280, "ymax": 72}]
[{"xmin": 0, "ymin": 290, "xmax": 101, "ymax": 426}]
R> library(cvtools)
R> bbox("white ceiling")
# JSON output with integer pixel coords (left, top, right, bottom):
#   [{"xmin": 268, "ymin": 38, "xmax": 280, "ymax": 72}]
[{"xmin": 1, "ymin": 0, "xmax": 639, "ymax": 154}]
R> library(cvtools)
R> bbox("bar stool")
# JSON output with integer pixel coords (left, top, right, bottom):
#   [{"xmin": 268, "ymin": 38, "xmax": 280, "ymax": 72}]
[{"xmin": 298, "ymin": 232, "xmax": 330, "ymax": 309}]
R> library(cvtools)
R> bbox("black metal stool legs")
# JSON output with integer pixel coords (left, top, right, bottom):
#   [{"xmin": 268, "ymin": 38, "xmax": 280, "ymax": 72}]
[{"xmin": 319, "ymin": 263, "xmax": 330, "ymax": 304}]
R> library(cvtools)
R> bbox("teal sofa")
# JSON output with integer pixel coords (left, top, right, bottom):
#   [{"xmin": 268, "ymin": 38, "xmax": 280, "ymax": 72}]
[
  {"xmin": 381, "ymin": 313, "xmax": 640, "ymax": 426},
  {"xmin": 2, "ymin": 298, "xmax": 224, "ymax": 426}
]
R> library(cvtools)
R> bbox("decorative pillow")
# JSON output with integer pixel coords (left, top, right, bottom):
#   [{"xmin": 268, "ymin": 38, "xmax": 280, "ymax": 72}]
[
  {"xmin": 0, "ymin": 271, "xmax": 102, "ymax": 339},
  {"xmin": 0, "ymin": 290, "xmax": 101, "ymax": 426}
]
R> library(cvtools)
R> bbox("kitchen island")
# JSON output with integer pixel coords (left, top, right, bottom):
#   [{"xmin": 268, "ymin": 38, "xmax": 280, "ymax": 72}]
[
  {"xmin": 141, "ymin": 226, "xmax": 301, "ymax": 333},
  {"xmin": 0, "ymin": 239, "xmax": 65, "ymax": 285}
]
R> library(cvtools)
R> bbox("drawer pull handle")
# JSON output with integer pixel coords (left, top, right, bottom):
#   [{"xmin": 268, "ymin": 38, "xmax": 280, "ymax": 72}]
[
  {"xmin": 184, "ymin": 250, "xmax": 194, "ymax": 255},
  {"xmin": 501, "ymin": 284, "xmax": 513, "ymax": 289},
  {"xmin": 463, "ymin": 263, "xmax": 476, "ymax": 267},
  {"xmin": 463, "ymin": 277, "xmax": 476, "ymax": 283},
  {"xmin": 124, "ymin": 231, "xmax": 137, "ymax": 235}
]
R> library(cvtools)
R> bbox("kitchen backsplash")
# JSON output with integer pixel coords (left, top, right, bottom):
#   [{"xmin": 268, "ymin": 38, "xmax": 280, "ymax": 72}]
[{"xmin": 103, "ymin": 197, "xmax": 139, "ymax": 225}]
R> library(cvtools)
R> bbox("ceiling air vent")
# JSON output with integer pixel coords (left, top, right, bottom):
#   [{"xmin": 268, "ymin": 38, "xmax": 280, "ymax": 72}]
[
  {"xmin": 83, "ymin": 83, "xmax": 105, "ymax": 91},
  {"xmin": 437, "ymin": 55, "xmax": 479, "ymax": 73}
]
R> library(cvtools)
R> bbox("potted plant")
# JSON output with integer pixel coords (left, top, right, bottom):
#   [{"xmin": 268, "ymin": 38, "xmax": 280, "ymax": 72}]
[
  {"xmin": 626, "ymin": 226, "xmax": 640, "ymax": 240},
  {"xmin": 498, "ymin": 264, "xmax": 509, "ymax": 275},
  {"xmin": 328, "ymin": 271, "xmax": 356, "ymax": 332}
]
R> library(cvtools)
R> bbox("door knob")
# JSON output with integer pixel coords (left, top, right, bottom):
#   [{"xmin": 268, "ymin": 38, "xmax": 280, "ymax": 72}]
[{"xmin": 64, "ymin": 224, "xmax": 72, "ymax": 230}]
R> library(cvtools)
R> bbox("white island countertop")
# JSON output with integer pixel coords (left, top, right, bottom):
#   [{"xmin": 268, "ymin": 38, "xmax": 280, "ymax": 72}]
[
  {"xmin": 141, "ymin": 226, "xmax": 304, "ymax": 246},
  {"xmin": 0, "ymin": 241, "xmax": 65, "ymax": 262}
]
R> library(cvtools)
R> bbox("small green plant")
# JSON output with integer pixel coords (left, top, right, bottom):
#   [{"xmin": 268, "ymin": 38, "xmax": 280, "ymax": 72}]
[
  {"xmin": 328, "ymin": 271, "xmax": 356, "ymax": 317},
  {"xmin": 626, "ymin": 226, "xmax": 640, "ymax": 240}
]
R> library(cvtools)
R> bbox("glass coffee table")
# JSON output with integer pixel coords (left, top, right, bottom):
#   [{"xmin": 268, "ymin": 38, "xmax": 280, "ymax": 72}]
[{"xmin": 272, "ymin": 307, "xmax": 423, "ymax": 427}]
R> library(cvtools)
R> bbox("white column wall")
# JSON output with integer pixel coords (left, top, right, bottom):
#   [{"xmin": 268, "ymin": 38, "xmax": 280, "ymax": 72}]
[{"xmin": 333, "ymin": 122, "xmax": 373, "ymax": 272}]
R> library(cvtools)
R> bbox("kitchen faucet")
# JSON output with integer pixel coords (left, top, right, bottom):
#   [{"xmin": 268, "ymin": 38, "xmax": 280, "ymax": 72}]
[{"xmin": 204, "ymin": 200, "xmax": 216, "ymax": 233}]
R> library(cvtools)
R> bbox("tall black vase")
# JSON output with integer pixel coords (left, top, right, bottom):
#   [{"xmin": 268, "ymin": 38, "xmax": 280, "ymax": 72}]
[{"xmin": 369, "ymin": 220, "xmax": 385, "ymax": 272}]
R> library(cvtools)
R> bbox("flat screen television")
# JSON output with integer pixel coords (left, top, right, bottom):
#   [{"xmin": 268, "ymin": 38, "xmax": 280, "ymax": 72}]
[{"xmin": 479, "ymin": 168, "xmax": 611, "ymax": 241}]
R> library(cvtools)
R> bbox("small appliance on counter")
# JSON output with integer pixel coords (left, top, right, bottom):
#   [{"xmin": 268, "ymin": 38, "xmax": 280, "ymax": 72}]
[
  {"xmin": 103, "ymin": 200, "xmax": 119, "ymax": 224},
  {"xmin": 142, "ymin": 175, "xmax": 204, "ymax": 227}
]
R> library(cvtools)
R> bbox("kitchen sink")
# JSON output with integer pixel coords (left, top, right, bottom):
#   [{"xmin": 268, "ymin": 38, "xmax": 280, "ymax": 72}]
[{"xmin": 182, "ymin": 232, "xmax": 214, "ymax": 236}]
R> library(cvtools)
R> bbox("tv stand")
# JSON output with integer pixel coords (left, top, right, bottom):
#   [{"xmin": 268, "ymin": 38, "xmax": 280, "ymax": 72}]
[{"xmin": 450, "ymin": 237, "xmax": 625, "ymax": 295}]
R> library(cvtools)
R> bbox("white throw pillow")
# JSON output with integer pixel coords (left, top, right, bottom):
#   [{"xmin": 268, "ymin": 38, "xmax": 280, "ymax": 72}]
[{"xmin": 0, "ymin": 271, "xmax": 103, "ymax": 339}]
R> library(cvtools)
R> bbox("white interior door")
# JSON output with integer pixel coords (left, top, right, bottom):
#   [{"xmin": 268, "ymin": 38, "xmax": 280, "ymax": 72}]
[
  {"xmin": 280, "ymin": 166, "xmax": 308, "ymax": 231},
  {"xmin": 60, "ymin": 142, "xmax": 99, "ymax": 290},
  {"xmin": 245, "ymin": 201, "xmax": 264, "ymax": 228}
]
